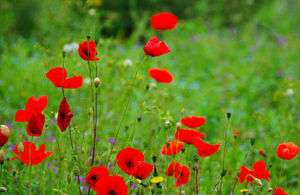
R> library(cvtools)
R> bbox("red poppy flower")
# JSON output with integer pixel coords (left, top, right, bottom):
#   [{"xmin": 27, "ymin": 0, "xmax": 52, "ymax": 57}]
[
  {"xmin": 151, "ymin": 12, "xmax": 178, "ymax": 31},
  {"xmin": 96, "ymin": 175, "xmax": 128, "ymax": 195},
  {"xmin": 175, "ymin": 165, "xmax": 190, "ymax": 187},
  {"xmin": 276, "ymin": 142, "xmax": 299, "ymax": 160},
  {"xmin": 133, "ymin": 161, "xmax": 153, "ymax": 180},
  {"xmin": 274, "ymin": 187, "xmax": 287, "ymax": 195},
  {"xmin": 46, "ymin": 67, "xmax": 83, "ymax": 89},
  {"xmin": 180, "ymin": 116, "xmax": 206, "ymax": 128},
  {"xmin": 78, "ymin": 40, "xmax": 99, "ymax": 61},
  {"xmin": 239, "ymin": 161, "xmax": 270, "ymax": 183},
  {"xmin": 165, "ymin": 162, "xmax": 190, "ymax": 187},
  {"xmin": 116, "ymin": 147, "xmax": 144, "ymax": 175},
  {"xmin": 194, "ymin": 139, "xmax": 222, "ymax": 157},
  {"xmin": 0, "ymin": 125, "xmax": 10, "ymax": 147},
  {"xmin": 161, "ymin": 141, "xmax": 184, "ymax": 155},
  {"xmin": 144, "ymin": 36, "xmax": 170, "ymax": 57},
  {"xmin": 165, "ymin": 161, "xmax": 181, "ymax": 176},
  {"xmin": 11, "ymin": 142, "xmax": 54, "ymax": 166},
  {"xmin": 148, "ymin": 68, "xmax": 173, "ymax": 84},
  {"xmin": 15, "ymin": 95, "xmax": 47, "ymax": 122},
  {"xmin": 86, "ymin": 166, "xmax": 109, "ymax": 190},
  {"xmin": 57, "ymin": 97, "xmax": 74, "ymax": 132},
  {"xmin": 234, "ymin": 129, "xmax": 240, "ymax": 137},
  {"xmin": 26, "ymin": 112, "xmax": 45, "ymax": 136},
  {"xmin": 175, "ymin": 129, "xmax": 206, "ymax": 144}
]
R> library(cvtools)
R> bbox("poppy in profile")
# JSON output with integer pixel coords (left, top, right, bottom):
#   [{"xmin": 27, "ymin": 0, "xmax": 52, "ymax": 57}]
[
  {"xmin": 26, "ymin": 112, "xmax": 45, "ymax": 136},
  {"xmin": 15, "ymin": 95, "xmax": 47, "ymax": 122},
  {"xmin": 149, "ymin": 68, "xmax": 173, "ymax": 84},
  {"xmin": 180, "ymin": 116, "xmax": 206, "ymax": 128},
  {"xmin": 86, "ymin": 166, "xmax": 109, "ymax": 190},
  {"xmin": 151, "ymin": 12, "xmax": 178, "ymax": 31},
  {"xmin": 46, "ymin": 67, "xmax": 83, "ymax": 89},
  {"xmin": 194, "ymin": 140, "xmax": 222, "ymax": 157},
  {"xmin": 144, "ymin": 36, "xmax": 170, "ymax": 57},
  {"xmin": 165, "ymin": 162, "xmax": 190, "ymax": 187},
  {"xmin": 161, "ymin": 141, "xmax": 183, "ymax": 155},
  {"xmin": 175, "ymin": 129, "xmax": 206, "ymax": 144},
  {"xmin": 116, "ymin": 147, "xmax": 144, "ymax": 175},
  {"xmin": 78, "ymin": 40, "xmax": 99, "ymax": 61},
  {"xmin": 11, "ymin": 142, "xmax": 54, "ymax": 166},
  {"xmin": 0, "ymin": 125, "xmax": 10, "ymax": 147},
  {"xmin": 274, "ymin": 187, "xmax": 287, "ymax": 195},
  {"xmin": 175, "ymin": 165, "xmax": 190, "ymax": 187},
  {"xmin": 133, "ymin": 161, "xmax": 153, "ymax": 180},
  {"xmin": 276, "ymin": 142, "xmax": 299, "ymax": 160},
  {"xmin": 96, "ymin": 175, "xmax": 128, "ymax": 195},
  {"xmin": 57, "ymin": 97, "xmax": 74, "ymax": 132},
  {"xmin": 239, "ymin": 161, "xmax": 270, "ymax": 183}
]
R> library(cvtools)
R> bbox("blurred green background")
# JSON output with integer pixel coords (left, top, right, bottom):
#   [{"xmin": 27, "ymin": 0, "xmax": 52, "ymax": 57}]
[{"xmin": 0, "ymin": 0, "xmax": 299, "ymax": 194}]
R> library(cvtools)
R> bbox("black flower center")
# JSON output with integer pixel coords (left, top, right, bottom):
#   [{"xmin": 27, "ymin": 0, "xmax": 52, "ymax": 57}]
[
  {"xmin": 108, "ymin": 190, "xmax": 116, "ymax": 195},
  {"xmin": 126, "ymin": 160, "xmax": 132, "ymax": 167},
  {"xmin": 91, "ymin": 175, "xmax": 97, "ymax": 183}
]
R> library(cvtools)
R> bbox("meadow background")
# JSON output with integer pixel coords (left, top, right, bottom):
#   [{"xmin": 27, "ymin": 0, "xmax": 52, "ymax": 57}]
[{"xmin": 0, "ymin": 0, "xmax": 299, "ymax": 194}]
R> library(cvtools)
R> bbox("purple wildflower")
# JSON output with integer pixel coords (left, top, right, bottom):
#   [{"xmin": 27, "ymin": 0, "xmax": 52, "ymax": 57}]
[
  {"xmin": 46, "ymin": 137, "xmax": 56, "ymax": 142},
  {"xmin": 108, "ymin": 163, "xmax": 114, "ymax": 169},
  {"xmin": 108, "ymin": 137, "xmax": 118, "ymax": 145},
  {"xmin": 5, "ymin": 121, "xmax": 13, "ymax": 129}
]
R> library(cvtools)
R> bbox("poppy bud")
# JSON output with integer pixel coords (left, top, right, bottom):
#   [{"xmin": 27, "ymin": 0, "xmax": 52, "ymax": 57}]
[
  {"xmin": 253, "ymin": 178, "xmax": 262, "ymax": 186},
  {"xmin": 226, "ymin": 112, "xmax": 231, "ymax": 119},
  {"xmin": 152, "ymin": 156, "xmax": 157, "ymax": 163},
  {"xmin": 0, "ymin": 149, "xmax": 4, "ymax": 164},
  {"xmin": 62, "ymin": 51, "xmax": 66, "ymax": 58},
  {"xmin": 250, "ymin": 138, "xmax": 255, "ymax": 146},
  {"xmin": 221, "ymin": 169, "xmax": 227, "ymax": 177},
  {"xmin": 145, "ymin": 84, "xmax": 150, "ymax": 91},
  {"xmin": 73, "ymin": 167, "xmax": 80, "ymax": 177},
  {"xmin": 176, "ymin": 122, "xmax": 181, "ymax": 131},
  {"xmin": 88, "ymin": 108, "xmax": 93, "ymax": 115},
  {"xmin": 153, "ymin": 167, "xmax": 158, "ymax": 176},
  {"xmin": 269, "ymin": 164, "xmax": 272, "ymax": 169},
  {"xmin": 181, "ymin": 147, "xmax": 185, "ymax": 153},
  {"xmin": 0, "ymin": 187, "xmax": 7, "ymax": 192},
  {"xmin": 94, "ymin": 77, "xmax": 100, "ymax": 88},
  {"xmin": 193, "ymin": 155, "xmax": 198, "ymax": 162},
  {"xmin": 87, "ymin": 35, "xmax": 91, "ymax": 40},
  {"xmin": 137, "ymin": 116, "xmax": 142, "ymax": 123},
  {"xmin": 268, "ymin": 187, "xmax": 273, "ymax": 192},
  {"xmin": 125, "ymin": 125, "xmax": 129, "ymax": 131},
  {"xmin": 259, "ymin": 149, "xmax": 267, "ymax": 157},
  {"xmin": 94, "ymin": 37, "xmax": 99, "ymax": 46},
  {"xmin": 193, "ymin": 163, "xmax": 199, "ymax": 171},
  {"xmin": 165, "ymin": 120, "xmax": 171, "ymax": 128},
  {"xmin": 0, "ymin": 125, "xmax": 11, "ymax": 137},
  {"xmin": 67, "ymin": 174, "xmax": 72, "ymax": 184},
  {"xmin": 18, "ymin": 143, "xmax": 24, "ymax": 153}
]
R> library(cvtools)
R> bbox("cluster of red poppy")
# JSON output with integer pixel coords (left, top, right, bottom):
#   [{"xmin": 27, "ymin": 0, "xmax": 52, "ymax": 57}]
[{"xmin": 166, "ymin": 161, "xmax": 190, "ymax": 187}]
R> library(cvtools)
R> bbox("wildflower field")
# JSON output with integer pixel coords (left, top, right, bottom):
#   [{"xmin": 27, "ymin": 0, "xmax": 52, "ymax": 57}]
[{"xmin": 0, "ymin": 0, "xmax": 299, "ymax": 194}]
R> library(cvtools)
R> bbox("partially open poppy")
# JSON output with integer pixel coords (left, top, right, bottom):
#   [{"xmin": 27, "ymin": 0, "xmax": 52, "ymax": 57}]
[
  {"xmin": 86, "ymin": 166, "xmax": 109, "ymax": 190},
  {"xmin": 0, "ymin": 125, "xmax": 10, "ymax": 147},
  {"xmin": 194, "ymin": 139, "xmax": 222, "ymax": 157},
  {"xmin": 144, "ymin": 36, "xmax": 170, "ymax": 57},
  {"xmin": 148, "ymin": 68, "xmax": 173, "ymax": 84},
  {"xmin": 116, "ymin": 147, "xmax": 144, "ymax": 175},
  {"xmin": 276, "ymin": 142, "xmax": 299, "ymax": 160},
  {"xmin": 15, "ymin": 96, "xmax": 47, "ymax": 122},
  {"xmin": 78, "ymin": 40, "xmax": 99, "ymax": 61},
  {"xmin": 180, "ymin": 116, "xmax": 206, "ymax": 128},
  {"xmin": 161, "ymin": 141, "xmax": 184, "ymax": 155},
  {"xmin": 96, "ymin": 175, "xmax": 128, "ymax": 195},
  {"xmin": 132, "ymin": 161, "xmax": 153, "ymax": 180},
  {"xmin": 165, "ymin": 161, "xmax": 190, "ymax": 187},
  {"xmin": 46, "ymin": 67, "xmax": 83, "ymax": 89},
  {"xmin": 57, "ymin": 97, "xmax": 73, "ymax": 132},
  {"xmin": 175, "ymin": 129, "xmax": 206, "ymax": 144},
  {"xmin": 26, "ymin": 112, "xmax": 45, "ymax": 137},
  {"xmin": 11, "ymin": 142, "xmax": 54, "ymax": 166},
  {"xmin": 239, "ymin": 161, "xmax": 270, "ymax": 183},
  {"xmin": 151, "ymin": 12, "xmax": 178, "ymax": 31},
  {"xmin": 274, "ymin": 187, "xmax": 287, "ymax": 195}
]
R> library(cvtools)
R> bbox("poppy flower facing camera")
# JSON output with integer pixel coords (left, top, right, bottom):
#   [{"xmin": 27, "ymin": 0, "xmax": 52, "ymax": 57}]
[
  {"xmin": 144, "ymin": 36, "xmax": 170, "ymax": 57},
  {"xmin": 149, "ymin": 68, "xmax": 173, "ymax": 84},
  {"xmin": 276, "ymin": 142, "xmax": 299, "ymax": 160},
  {"xmin": 151, "ymin": 12, "xmax": 178, "ymax": 30},
  {"xmin": 116, "ymin": 147, "xmax": 144, "ymax": 175},
  {"xmin": 78, "ymin": 40, "xmax": 99, "ymax": 61},
  {"xmin": 86, "ymin": 166, "xmax": 109, "ymax": 190},
  {"xmin": 96, "ymin": 175, "xmax": 128, "ymax": 195},
  {"xmin": 46, "ymin": 67, "xmax": 83, "ymax": 89}
]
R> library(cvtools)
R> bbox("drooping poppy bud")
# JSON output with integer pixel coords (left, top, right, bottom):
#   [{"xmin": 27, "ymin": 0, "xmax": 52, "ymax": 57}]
[
  {"xmin": 57, "ymin": 97, "xmax": 74, "ymax": 132},
  {"xmin": 0, "ymin": 125, "xmax": 11, "ymax": 146}
]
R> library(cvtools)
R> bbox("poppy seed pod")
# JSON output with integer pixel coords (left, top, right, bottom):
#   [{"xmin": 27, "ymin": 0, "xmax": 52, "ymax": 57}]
[
  {"xmin": 18, "ymin": 142, "xmax": 24, "ymax": 153},
  {"xmin": 94, "ymin": 77, "xmax": 100, "ymax": 88},
  {"xmin": 0, "ymin": 187, "xmax": 7, "ymax": 192},
  {"xmin": 250, "ymin": 138, "xmax": 255, "ymax": 146},
  {"xmin": 0, "ymin": 149, "xmax": 5, "ymax": 164}
]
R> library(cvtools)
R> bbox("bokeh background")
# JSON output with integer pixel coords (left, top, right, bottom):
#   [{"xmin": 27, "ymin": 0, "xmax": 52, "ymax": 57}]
[{"xmin": 0, "ymin": 0, "xmax": 299, "ymax": 194}]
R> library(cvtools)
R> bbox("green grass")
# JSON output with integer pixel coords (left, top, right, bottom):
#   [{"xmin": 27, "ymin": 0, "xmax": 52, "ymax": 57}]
[{"xmin": 0, "ymin": 6, "xmax": 300, "ymax": 195}]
